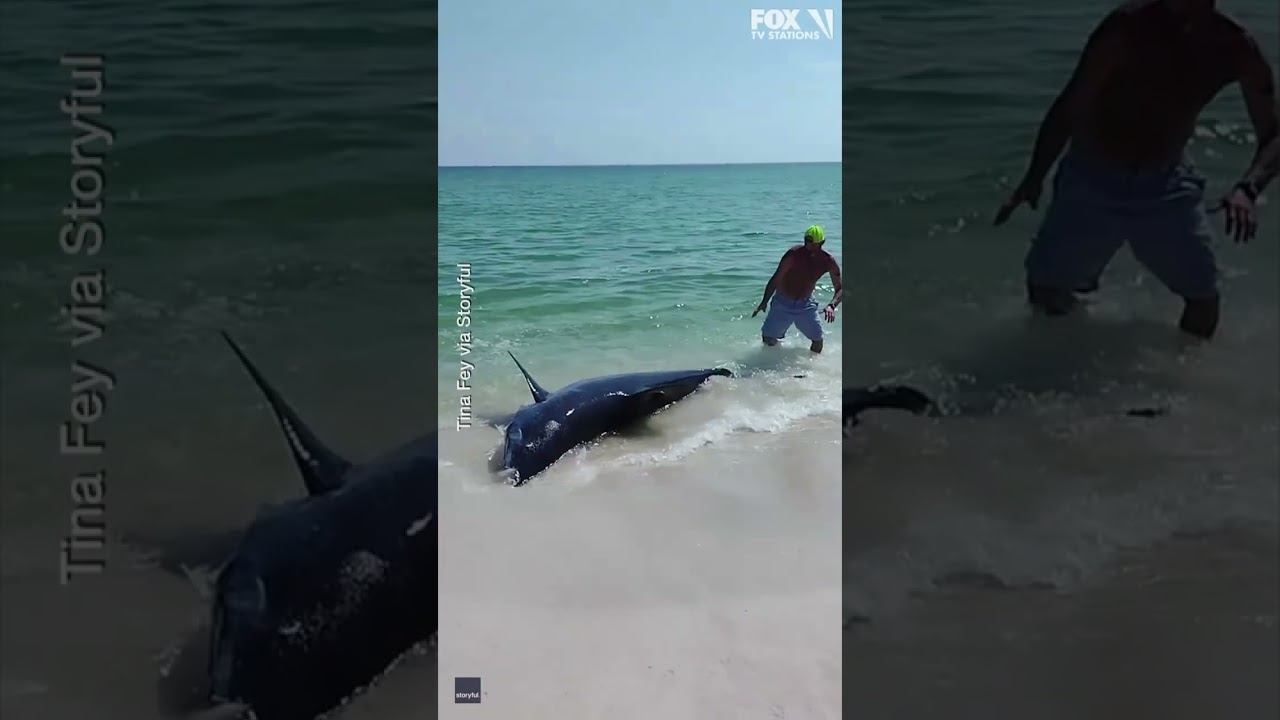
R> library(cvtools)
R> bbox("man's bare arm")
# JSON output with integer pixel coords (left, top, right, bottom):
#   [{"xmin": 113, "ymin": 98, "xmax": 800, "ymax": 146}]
[
  {"xmin": 1241, "ymin": 131, "xmax": 1280, "ymax": 193},
  {"xmin": 1237, "ymin": 38, "xmax": 1280, "ymax": 193},
  {"xmin": 827, "ymin": 259, "xmax": 842, "ymax": 309},
  {"xmin": 1022, "ymin": 14, "xmax": 1127, "ymax": 182},
  {"xmin": 759, "ymin": 253, "xmax": 793, "ymax": 307}
]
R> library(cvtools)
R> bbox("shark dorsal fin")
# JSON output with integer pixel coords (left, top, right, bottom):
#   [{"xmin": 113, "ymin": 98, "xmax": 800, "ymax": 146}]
[
  {"xmin": 507, "ymin": 352, "xmax": 550, "ymax": 403},
  {"xmin": 221, "ymin": 331, "xmax": 352, "ymax": 496}
]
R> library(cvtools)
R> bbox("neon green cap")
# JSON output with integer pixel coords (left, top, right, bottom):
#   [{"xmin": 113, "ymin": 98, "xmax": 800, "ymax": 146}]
[{"xmin": 804, "ymin": 225, "xmax": 825, "ymax": 244}]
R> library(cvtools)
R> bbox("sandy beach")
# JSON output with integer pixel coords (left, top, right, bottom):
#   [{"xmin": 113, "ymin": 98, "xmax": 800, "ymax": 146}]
[{"xmin": 438, "ymin": 414, "xmax": 842, "ymax": 719}]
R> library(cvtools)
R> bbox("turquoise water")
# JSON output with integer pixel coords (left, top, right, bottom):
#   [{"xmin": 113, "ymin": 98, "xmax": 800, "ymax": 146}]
[{"xmin": 435, "ymin": 163, "xmax": 842, "ymax": 423}]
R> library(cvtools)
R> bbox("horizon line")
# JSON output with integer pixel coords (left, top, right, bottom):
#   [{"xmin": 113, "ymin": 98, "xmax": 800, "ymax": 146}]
[{"xmin": 438, "ymin": 160, "xmax": 841, "ymax": 169}]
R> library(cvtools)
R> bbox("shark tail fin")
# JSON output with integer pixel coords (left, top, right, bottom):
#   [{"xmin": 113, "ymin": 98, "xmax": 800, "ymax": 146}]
[
  {"xmin": 220, "ymin": 331, "xmax": 352, "ymax": 495},
  {"xmin": 507, "ymin": 352, "xmax": 550, "ymax": 403}
]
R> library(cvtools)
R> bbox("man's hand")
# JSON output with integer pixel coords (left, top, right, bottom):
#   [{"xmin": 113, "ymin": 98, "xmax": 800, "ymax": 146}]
[
  {"xmin": 752, "ymin": 301, "xmax": 767, "ymax": 318},
  {"xmin": 994, "ymin": 176, "xmax": 1044, "ymax": 225},
  {"xmin": 1210, "ymin": 186, "xmax": 1258, "ymax": 243},
  {"xmin": 822, "ymin": 304, "xmax": 836, "ymax": 323}
]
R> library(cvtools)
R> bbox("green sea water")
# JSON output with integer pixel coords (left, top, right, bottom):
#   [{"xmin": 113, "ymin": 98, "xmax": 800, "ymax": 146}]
[
  {"xmin": 435, "ymin": 163, "xmax": 843, "ymax": 425},
  {"xmin": 0, "ymin": 1, "xmax": 435, "ymax": 390}
]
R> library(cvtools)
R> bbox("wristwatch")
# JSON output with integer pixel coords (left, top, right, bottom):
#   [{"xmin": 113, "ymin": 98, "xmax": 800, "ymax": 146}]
[{"xmin": 1234, "ymin": 179, "xmax": 1260, "ymax": 202}]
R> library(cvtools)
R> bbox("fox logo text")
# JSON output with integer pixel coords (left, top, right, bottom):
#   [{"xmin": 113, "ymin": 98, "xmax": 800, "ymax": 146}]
[{"xmin": 749, "ymin": 9, "xmax": 835, "ymax": 41}]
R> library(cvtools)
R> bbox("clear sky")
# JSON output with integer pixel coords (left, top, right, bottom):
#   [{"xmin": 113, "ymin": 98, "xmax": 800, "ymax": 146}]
[{"xmin": 439, "ymin": 2, "xmax": 841, "ymax": 167}]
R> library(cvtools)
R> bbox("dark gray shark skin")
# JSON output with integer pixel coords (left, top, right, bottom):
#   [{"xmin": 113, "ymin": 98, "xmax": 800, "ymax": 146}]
[
  {"xmin": 843, "ymin": 385, "xmax": 935, "ymax": 429},
  {"xmin": 841, "ymin": 384, "xmax": 1170, "ymax": 426},
  {"xmin": 493, "ymin": 353, "xmax": 732, "ymax": 487},
  {"xmin": 207, "ymin": 332, "xmax": 437, "ymax": 720}
]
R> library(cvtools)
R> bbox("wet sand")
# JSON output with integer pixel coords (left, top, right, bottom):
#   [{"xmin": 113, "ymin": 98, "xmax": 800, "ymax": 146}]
[{"xmin": 846, "ymin": 530, "xmax": 1279, "ymax": 720}]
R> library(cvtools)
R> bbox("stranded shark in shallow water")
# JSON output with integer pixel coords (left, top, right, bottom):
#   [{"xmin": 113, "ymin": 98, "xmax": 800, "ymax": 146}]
[
  {"xmin": 202, "ymin": 332, "xmax": 438, "ymax": 720},
  {"xmin": 488, "ymin": 352, "xmax": 732, "ymax": 486}
]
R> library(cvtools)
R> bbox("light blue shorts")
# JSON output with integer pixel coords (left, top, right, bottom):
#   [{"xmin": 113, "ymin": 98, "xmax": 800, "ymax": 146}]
[
  {"xmin": 762, "ymin": 294, "xmax": 823, "ymax": 342},
  {"xmin": 1024, "ymin": 150, "xmax": 1219, "ymax": 300}
]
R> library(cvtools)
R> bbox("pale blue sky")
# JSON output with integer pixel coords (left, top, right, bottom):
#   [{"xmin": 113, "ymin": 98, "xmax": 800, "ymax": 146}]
[{"xmin": 439, "ymin": 2, "xmax": 841, "ymax": 166}]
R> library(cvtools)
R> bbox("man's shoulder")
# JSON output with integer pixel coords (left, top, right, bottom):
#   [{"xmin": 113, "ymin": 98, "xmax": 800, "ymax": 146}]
[
  {"xmin": 1200, "ymin": 11, "xmax": 1264, "ymax": 74},
  {"xmin": 1112, "ymin": 0, "xmax": 1156, "ymax": 17},
  {"xmin": 1088, "ymin": 2, "xmax": 1142, "ymax": 46},
  {"xmin": 1108, "ymin": 2, "xmax": 1254, "ymax": 52},
  {"xmin": 1109, "ymin": 0, "xmax": 1157, "ymax": 23},
  {"xmin": 1208, "ymin": 11, "xmax": 1257, "ymax": 46}
]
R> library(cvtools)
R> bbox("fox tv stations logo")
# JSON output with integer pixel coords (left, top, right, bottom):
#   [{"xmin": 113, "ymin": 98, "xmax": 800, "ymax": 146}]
[{"xmin": 750, "ymin": 9, "xmax": 835, "ymax": 40}]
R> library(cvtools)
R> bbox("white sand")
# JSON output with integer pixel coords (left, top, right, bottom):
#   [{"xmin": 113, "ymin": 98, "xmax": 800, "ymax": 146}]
[{"xmin": 437, "ymin": 417, "xmax": 842, "ymax": 719}]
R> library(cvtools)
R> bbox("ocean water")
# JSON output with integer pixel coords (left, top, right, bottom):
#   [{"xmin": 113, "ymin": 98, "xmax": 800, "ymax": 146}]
[
  {"xmin": 0, "ymin": 2, "xmax": 437, "ymax": 719},
  {"xmin": 435, "ymin": 163, "xmax": 842, "ymax": 434},
  {"xmin": 846, "ymin": 0, "xmax": 1279, "ymax": 716},
  {"xmin": 435, "ymin": 163, "xmax": 843, "ymax": 718}
]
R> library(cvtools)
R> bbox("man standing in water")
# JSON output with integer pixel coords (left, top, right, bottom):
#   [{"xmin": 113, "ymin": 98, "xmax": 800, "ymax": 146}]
[
  {"xmin": 995, "ymin": 0, "xmax": 1278, "ymax": 339},
  {"xmin": 752, "ymin": 225, "xmax": 842, "ymax": 354}
]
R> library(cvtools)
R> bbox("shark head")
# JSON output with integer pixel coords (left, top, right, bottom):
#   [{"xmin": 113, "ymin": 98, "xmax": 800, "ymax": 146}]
[{"xmin": 206, "ymin": 333, "xmax": 440, "ymax": 720}]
